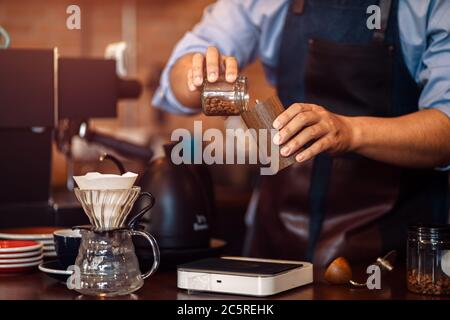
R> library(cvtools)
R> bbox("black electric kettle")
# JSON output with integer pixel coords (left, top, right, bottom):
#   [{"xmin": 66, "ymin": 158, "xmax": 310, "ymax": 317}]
[
  {"xmin": 83, "ymin": 127, "xmax": 215, "ymax": 251},
  {"xmin": 135, "ymin": 143, "xmax": 215, "ymax": 250}
]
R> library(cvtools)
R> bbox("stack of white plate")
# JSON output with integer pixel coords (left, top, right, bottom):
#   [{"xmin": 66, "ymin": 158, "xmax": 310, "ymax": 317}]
[
  {"xmin": 0, "ymin": 240, "xmax": 44, "ymax": 273},
  {"xmin": 0, "ymin": 227, "xmax": 63, "ymax": 258}
]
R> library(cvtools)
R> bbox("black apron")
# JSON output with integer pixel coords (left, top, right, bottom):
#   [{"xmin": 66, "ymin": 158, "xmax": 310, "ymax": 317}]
[{"xmin": 244, "ymin": 0, "xmax": 449, "ymax": 266}]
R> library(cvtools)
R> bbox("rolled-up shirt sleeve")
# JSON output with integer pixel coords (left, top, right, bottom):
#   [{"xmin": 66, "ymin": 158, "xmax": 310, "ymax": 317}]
[
  {"xmin": 414, "ymin": 1, "xmax": 450, "ymax": 118},
  {"xmin": 152, "ymin": 0, "xmax": 260, "ymax": 114},
  {"xmin": 412, "ymin": 1, "xmax": 450, "ymax": 170}
]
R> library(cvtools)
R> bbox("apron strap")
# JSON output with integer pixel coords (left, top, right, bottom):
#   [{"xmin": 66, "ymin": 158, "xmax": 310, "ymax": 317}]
[
  {"xmin": 373, "ymin": 0, "xmax": 393, "ymax": 42},
  {"xmin": 305, "ymin": 154, "xmax": 334, "ymax": 261}
]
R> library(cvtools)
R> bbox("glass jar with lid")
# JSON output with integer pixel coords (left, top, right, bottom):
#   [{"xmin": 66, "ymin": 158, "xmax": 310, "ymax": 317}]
[
  {"xmin": 201, "ymin": 75, "xmax": 249, "ymax": 116},
  {"xmin": 407, "ymin": 224, "xmax": 450, "ymax": 295}
]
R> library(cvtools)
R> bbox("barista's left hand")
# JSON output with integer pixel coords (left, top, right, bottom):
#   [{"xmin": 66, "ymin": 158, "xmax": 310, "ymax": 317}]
[{"xmin": 273, "ymin": 103, "xmax": 354, "ymax": 163}]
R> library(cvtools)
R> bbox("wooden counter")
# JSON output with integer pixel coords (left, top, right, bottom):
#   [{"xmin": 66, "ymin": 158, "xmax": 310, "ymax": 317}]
[{"xmin": 0, "ymin": 265, "xmax": 448, "ymax": 300}]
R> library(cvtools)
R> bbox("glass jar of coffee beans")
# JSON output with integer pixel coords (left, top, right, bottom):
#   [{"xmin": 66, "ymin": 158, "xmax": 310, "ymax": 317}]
[
  {"xmin": 407, "ymin": 224, "xmax": 450, "ymax": 295},
  {"xmin": 201, "ymin": 76, "xmax": 249, "ymax": 116}
]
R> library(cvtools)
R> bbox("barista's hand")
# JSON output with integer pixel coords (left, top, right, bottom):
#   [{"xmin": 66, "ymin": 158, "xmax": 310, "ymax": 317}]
[
  {"xmin": 272, "ymin": 103, "xmax": 355, "ymax": 163},
  {"xmin": 187, "ymin": 46, "xmax": 239, "ymax": 91}
]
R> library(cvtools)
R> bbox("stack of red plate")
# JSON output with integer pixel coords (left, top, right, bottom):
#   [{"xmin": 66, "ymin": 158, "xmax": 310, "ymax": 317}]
[
  {"xmin": 0, "ymin": 240, "xmax": 44, "ymax": 273},
  {"xmin": 0, "ymin": 227, "xmax": 63, "ymax": 258}
]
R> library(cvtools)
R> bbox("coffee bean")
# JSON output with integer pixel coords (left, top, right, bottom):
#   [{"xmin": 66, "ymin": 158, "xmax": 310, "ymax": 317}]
[
  {"xmin": 407, "ymin": 269, "xmax": 450, "ymax": 295},
  {"xmin": 204, "ymin": 97, "xmax": 241, "ymax": 115}
]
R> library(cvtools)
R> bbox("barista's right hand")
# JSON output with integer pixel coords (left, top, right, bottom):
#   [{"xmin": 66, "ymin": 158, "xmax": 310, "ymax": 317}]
[{"xmin": 187, "ymin": 46, "xmax": 239, "ymax": 92}]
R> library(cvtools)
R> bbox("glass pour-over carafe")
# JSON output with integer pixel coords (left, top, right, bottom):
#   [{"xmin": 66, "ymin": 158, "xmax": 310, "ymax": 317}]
[{"xmin": 73, "ymin": 187, "xmax": 159, "ymax": 297}]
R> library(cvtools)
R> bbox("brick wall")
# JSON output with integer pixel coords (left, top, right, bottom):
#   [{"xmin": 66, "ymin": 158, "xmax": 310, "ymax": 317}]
[
  {"xmin": 0, "ymin": 0, "xmax": 275, "ymax": 185},
  {"xmin": 0, "ymin": 0, "xmax": 274, "ymax": 130}
]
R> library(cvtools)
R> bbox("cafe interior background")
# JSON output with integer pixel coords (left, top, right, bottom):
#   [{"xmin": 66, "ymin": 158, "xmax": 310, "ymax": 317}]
[
  {"xmin": 0, "ymin": 0, "xmax": 283, "ymax": 257},
  {"xmin": 1, "ymin": 0, "xmax": 450, "ymax": 301},
  {"xmin": 1, "ymin": 0, "xmax": 450, "ymax": 253}
]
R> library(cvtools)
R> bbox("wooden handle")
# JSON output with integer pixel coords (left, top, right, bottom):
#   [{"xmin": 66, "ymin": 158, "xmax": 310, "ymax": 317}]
[{"xmin": 241, "ymin": 96, "xmax": 297, "ymax": 174}]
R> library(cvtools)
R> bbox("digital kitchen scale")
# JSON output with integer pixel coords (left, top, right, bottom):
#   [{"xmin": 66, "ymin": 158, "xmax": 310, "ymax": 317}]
[{"xmin": 177, "ymin": 256, "xmax": 313, "ymax": 297}]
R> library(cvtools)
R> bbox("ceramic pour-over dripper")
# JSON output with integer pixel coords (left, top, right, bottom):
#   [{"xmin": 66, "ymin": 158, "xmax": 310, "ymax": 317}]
[
  {"xmin": 74, "ymin": 187, "xmax": 143, "ymax": 230},
  {"xmin": 73, "ymin": 171, "xmax": 145, "ymax": 230}
]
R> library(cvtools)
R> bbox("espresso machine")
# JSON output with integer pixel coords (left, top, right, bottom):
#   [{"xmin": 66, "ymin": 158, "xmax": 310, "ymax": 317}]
[
  {"xmin": 0, "ymin": 48, "xmax": 57, "ymax": 227},
  {"xmin": 0, "ymin": 47, "xmax": 144, "ymax": 228},
  {"xmin": 0, "ymin": 47, "xmax": 221, "ymax": 268}
]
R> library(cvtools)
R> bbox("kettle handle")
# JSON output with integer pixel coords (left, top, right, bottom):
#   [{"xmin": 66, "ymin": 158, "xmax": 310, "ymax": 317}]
[
  {"xmin": 127, "ymin": 192, "xmax": 155, "ymax": 230},
  {"xmin": 131, "ymin": 230, "xmax": 160, "ymax": 279},
  {"xmin": 0, "ymin": 26, "xmax": 10, "ymax": 49}
]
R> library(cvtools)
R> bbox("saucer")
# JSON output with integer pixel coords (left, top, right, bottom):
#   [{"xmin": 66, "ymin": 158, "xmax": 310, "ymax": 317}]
[
  {"xmin": 38, "ymin": 239, "xmax": 55, "ymax": 245},
  {"xmin": 0, "ymin": 253, "xmax": 43, "ymax": 264},
  {"xmin": 0, "ymin": 240, "xmax": 43, "ymax": 253},
  {"xmin": 0, "ymin": 249, "xmax": 43, "ymax": 259},
  {"xmin": 43, "ymin": 245, "xmax": 57, "ymax": 258},
  {"xmin": 0, "ymin": 227, "xmax": 63, "ymax": 240},
  {"xmin": 0, "ymin": 228, "xmax": 58, "ymax": 257},
  {"xmin": 43, "ymin": 252, "xmax": 57, "ymax": 258},
  {"xmin": 38, "ymin": 260, "xmax": 73, "ymax": 283},
  {"xmin": 0, "ymin": 260, "xmax": 41, "ymax": 273}
]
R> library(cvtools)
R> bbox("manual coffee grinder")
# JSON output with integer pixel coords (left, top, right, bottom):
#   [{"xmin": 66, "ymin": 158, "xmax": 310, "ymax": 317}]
[{"xmin": 72, "ymin": 176, "xmax": 160, "ymax": 297}]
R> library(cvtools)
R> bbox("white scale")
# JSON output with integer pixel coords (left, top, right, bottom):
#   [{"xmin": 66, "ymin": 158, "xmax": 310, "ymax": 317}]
[{"xmin": 177, "ymin": 256, "xmax": 313, "ymax": 297}]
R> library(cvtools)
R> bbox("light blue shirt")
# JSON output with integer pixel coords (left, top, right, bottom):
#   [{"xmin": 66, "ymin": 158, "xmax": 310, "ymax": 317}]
[{"xmin": 153, "ymin": 0, "xmax": 450, "ymax": 121}]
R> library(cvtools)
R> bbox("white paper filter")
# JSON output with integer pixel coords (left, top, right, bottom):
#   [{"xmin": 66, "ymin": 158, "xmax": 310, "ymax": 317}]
[
  {"xmin": 73, "ymin": 172, "xmax": 138, "ymax": 190},
  {"xmin": 73, "ymin": 172, "xmax": 139, "ymax": 229}
]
